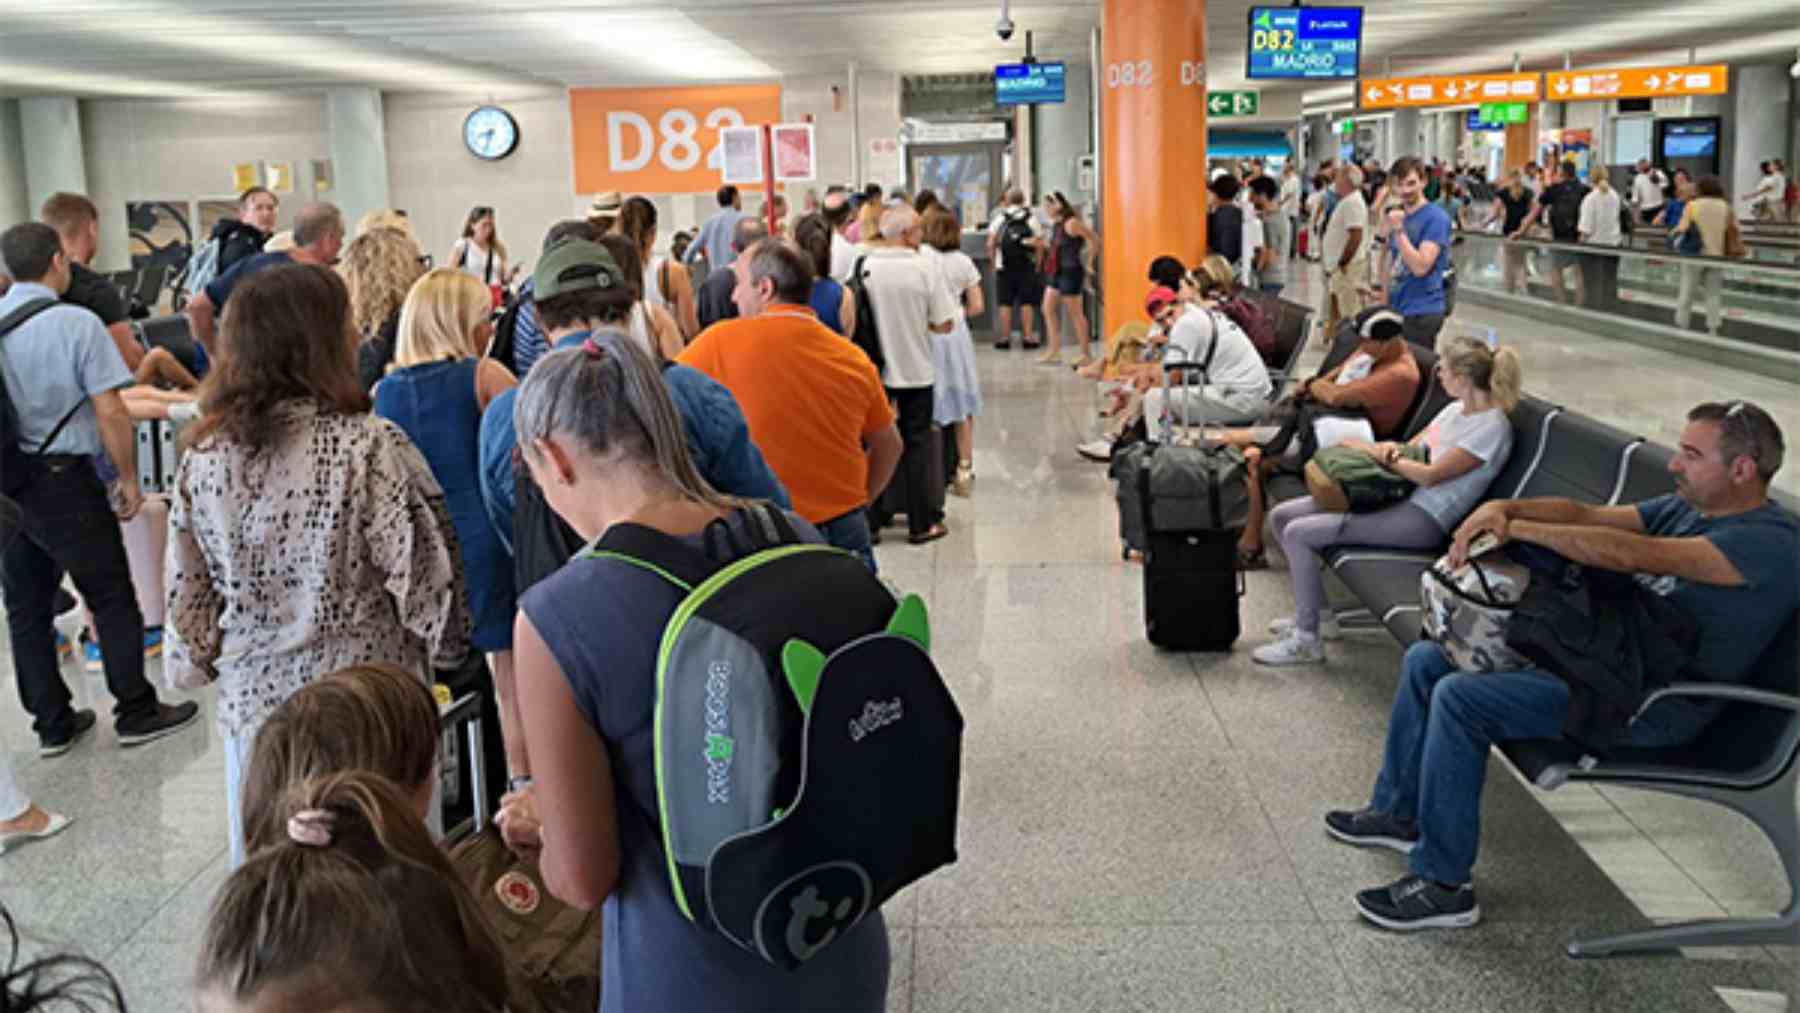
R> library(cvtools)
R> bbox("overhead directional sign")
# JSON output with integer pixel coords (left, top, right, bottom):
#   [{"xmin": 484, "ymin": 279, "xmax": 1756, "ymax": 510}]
[
  {"xmin": 1358, "ymin": 72, "xmax": 1540, "ymax": 110},
  {"xmin": 1545, "ymin": 65, "xmax": 1728, "ymax": 101},
  {"xmin": 1207, "ymin": 90, "xmax": 1261, "ymax": 117}
]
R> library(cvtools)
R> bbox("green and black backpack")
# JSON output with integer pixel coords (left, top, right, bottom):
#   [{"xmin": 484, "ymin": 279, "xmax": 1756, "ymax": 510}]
[{"xmin": 581, "ymin": 505, "xmax": 964, "ymax": 969}]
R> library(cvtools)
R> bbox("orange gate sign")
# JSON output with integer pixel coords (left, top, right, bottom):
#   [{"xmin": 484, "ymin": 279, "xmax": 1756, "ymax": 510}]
[
  {"xmin": 1358, "ymin": 73, "xmax": 1540, "ymax": 110},
  {"xmin": 570, "ymin": 85, "xmax": 783, "ymax": 195},
  {"xmin": 1546, "ymin": 65, "xmax": 1728, "ymax": 101}
]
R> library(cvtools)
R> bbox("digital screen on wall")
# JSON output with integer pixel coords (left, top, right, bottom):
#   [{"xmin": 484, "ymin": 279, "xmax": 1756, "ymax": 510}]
[
  {"xmin": 1661, "ymin": 120, "xmax": 1719, "ymax": 157},
  {"xmin": 1246, "ymin": 6, "xmax": 1363, "ymax": 80},
  {"xmin": 995, "ymin": 62, "xmax": 1066, "ymax": 105}
]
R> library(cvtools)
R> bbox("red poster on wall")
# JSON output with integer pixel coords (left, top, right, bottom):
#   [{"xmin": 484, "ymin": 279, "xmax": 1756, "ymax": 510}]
[{"xmin": 772, "ymin": 124, "xmax": 816, "ymax": 182}]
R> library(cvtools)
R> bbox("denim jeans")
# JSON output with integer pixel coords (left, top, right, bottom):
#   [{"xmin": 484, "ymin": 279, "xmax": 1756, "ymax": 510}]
[
  {"xmin": 818, "ymin": 510, "xmax": 878, "ymax": 574},
  {"xmin": 1, "ymin": 458, "xmax": 158, "ymax": 740},
  {"xmin": 1370, "ymin": 641, "xmax": 1701, "ymax": 885}
]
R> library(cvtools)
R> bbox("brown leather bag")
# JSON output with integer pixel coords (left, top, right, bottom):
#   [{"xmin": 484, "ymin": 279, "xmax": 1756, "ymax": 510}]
[
  {"xmin": 449, "ymin": 828, "xmax": 602, "ymax": 1012},
  {"xmin": 1724, "ymin": 218, "xmax": 1749, "ymax": 259}
]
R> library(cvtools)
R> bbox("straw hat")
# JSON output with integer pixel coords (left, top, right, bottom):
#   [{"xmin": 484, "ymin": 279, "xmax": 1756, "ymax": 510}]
[{"xmin": 587, "ymin": 191, "xmax": 623, "ymax": 223}]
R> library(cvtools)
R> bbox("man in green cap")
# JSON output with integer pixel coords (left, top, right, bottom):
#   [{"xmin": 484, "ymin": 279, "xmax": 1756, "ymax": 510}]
[{"xmin": 476, "ymin": 233, "xmax": 788, "ymax": 591}]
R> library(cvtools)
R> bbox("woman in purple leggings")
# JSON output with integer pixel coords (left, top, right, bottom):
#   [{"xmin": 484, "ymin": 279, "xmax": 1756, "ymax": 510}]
[{"xmin": 1254, "ymin": 336, "xmax": 1523, "ymax": 666}]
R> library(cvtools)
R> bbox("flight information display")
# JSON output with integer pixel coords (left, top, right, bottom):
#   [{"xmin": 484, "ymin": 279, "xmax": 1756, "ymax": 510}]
[
  {"xmin": 996, "ymin": 62, "xmax": 1067, "ymax": 105},
  {"xmin": 1246, "ymin": 6, "xmax": 1363, "ymax": 80}
]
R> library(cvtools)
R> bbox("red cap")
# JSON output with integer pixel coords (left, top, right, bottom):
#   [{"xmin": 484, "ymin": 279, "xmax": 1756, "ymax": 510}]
[{"xmin": 1145, "ymin": 286, "xmax": 1179, "ymax": 316}]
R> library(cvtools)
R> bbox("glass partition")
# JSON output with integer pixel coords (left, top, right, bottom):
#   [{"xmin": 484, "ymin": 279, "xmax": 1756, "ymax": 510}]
[{"xmin": 1452, "ymin": 230, "xmax": 1800, "ymax": 355}]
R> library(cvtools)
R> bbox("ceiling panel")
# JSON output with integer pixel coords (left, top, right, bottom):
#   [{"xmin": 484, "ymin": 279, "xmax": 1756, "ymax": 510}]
[{"xmin": 0, "ymin": 0, "xmax": 1794, "ymax": 99}]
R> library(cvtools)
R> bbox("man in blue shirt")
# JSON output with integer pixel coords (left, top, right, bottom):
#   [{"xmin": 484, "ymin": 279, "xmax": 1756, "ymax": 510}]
[
  {"xmin": 185, "ymin": 202, "xmax": 344, "ymax": 352},
  {"xmin": 1382, "ymin": 156, "xmax": 1454, "ymax": 349},
  {"xmin": 478, "ymin": 237, "xmax": 786, "ymax": 587},
  {"xmin": 0, "ymin": 224, "xmax": 200, "ymax": 756},
  {"xmin": 683, "ymin": 185, "xmax": 747, "ymax": 282},
  {"xmin": 1327, "ymin": 401, "xmax": 1797, "ymax": 932}
]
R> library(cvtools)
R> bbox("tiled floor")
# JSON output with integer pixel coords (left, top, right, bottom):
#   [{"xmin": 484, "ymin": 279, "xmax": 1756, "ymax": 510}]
[{"xmin": 0, "ymin": 263, "xmax": 1796, "ymax": 1010}]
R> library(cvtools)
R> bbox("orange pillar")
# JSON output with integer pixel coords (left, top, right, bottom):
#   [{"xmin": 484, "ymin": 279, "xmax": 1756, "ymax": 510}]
[{"xmin": 1099, "ymin": 0, "xmax": 1208, "ymax": 341}]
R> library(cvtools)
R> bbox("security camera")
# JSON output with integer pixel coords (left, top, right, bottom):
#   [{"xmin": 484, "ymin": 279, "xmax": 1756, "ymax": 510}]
[{"xmin": 996, "ymin": 14, "xmax": 1015, "ymax": 40}]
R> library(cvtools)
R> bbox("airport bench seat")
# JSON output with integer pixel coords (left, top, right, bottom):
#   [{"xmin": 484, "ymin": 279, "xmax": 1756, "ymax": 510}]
[
  {"xmin": 1312, "ymin": 392, "xmax": 1800, "ymax": 957},
  {"xmin": 1497, "ymin": 612, "xmax": 1800, "ymax": 957}
]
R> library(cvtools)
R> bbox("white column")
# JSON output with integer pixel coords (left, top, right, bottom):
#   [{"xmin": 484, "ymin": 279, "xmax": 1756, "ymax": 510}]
[
  {"xmin": 1732, "ymin": 64, "xmax": 1792, "ymax": 206},
  {"xmin": 0, "ymin": 100, "xmax": 26, "ymax": 228},
  {"xmin": 1390, "ymin": 108, "xmax": 1421, "ymax": 160},
  {"xmin": 18, "ymin": 96, "xmax": 87, "ymax": 216},
  {"xmin": 326, "ymin": 88, "xmax": 390, "ymax": 231}
]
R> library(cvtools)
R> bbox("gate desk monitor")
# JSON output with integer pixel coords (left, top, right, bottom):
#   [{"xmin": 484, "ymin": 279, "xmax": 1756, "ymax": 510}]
[
  {"xmin": 1246, "ymin": 5, "xmax": 1363, "ymax": 80},
  {"xmin": 996, "ymin": 62, "xmax": 1066, "ymax": 105}
]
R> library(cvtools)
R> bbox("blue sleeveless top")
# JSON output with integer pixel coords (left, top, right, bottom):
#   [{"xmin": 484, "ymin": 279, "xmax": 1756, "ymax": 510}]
[
  {"xmin": 809, "ymin": 278, "xmax": 846, "ymax": 336},
  {"xmin": 520, "ymin": 509, "xmax": 889, "ymax": 1013},
  {"xmin": 373, "ymin": 358, "xmax": 517, "ymax": 651}
]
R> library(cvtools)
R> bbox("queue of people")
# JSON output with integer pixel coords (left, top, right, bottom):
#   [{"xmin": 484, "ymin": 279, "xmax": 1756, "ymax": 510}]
[{"xmin": 0, "ymin": 151, "xmax": 1794, "ymax": 1013}]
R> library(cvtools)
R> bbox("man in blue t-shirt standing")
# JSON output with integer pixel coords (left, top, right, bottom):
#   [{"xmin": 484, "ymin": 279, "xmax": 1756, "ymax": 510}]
[
  {"xmin": 184, "ymin": 202, "xmax": 344, "ymax": 355},
  {"xmin": 1381, "ymin": 156, "xmax": 1454, "ymax": 349},
  {"xmin": 1326, "ymin": 400, "xmax": 1798, "ymax": 933}
]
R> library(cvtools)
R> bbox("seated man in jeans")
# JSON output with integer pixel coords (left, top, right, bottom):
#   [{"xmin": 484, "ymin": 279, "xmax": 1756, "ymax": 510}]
[{"xmin": 1330, "ymin": 401, "xmax": 1798, "ymax": 930}]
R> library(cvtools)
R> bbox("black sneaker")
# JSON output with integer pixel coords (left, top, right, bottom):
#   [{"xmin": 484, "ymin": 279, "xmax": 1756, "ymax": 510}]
[
  {"xmin": 1324, "ymin": 806, "xmax": 1420, "ymax": 854},
  {"xmin": 115, "ymin": 701, "xmax": 201, "ymax": 747},
  {"xmin": 38, "ymin": 709, "xmax": 97, "ymax": 757},
  {"xmin": 1355, "ymin": 874, "xmax": 1481, "ymax": 931}
]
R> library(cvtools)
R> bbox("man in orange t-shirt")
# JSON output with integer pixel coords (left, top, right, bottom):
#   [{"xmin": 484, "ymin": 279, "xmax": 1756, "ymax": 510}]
[{"xmin": 679, "ymin": 239, "xmax": 903, "ymax": 570}]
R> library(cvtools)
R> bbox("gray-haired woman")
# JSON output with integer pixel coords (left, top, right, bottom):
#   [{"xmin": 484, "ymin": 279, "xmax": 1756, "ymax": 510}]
[{"xmin": 499, "ymin": 338, "xmax": 890, "ymax": 1012}]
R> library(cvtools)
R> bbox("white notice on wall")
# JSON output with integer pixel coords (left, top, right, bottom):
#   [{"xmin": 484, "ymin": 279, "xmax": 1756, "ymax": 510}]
[
  {"xmin": 720, "ymin": 126, "xmax": 764, "ymax": 185},
  {"xmin": 866, "ymin": 137, "xmax": 902, "ymax": 189}
]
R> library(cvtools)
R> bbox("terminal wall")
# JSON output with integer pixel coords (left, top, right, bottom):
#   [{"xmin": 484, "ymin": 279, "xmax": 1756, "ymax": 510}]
[
  {"xmin": 81, "ymin": 95, "xmax": 329, "ymax": 271},
  {"xmin": 385, "ymin": 91, "xmax": 579, "ymax": 272}
]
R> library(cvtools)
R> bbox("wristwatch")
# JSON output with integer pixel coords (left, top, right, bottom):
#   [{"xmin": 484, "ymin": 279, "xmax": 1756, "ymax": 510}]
[{"xmin": 508, "ymin": 775, "xmax": 533, "ymax": 793}]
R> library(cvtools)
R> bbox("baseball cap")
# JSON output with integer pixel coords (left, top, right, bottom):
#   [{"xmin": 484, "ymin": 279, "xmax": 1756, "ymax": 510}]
[
  {"xmin": 533, "ymin": 238, "xmax": 629, "ymax": 303},
  {"xmin": 1145, "ymin": 286, "xmax": 1179, "ymax": 317},
  {"xmin": 1359, "ymin": 308, "xmax": 1406, "ymax": 341}
]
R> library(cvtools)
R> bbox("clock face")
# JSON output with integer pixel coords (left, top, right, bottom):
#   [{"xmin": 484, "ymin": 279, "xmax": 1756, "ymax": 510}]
[{"xmin": 464, "ymin": 106, "xmax": 519, "ymax": 161}]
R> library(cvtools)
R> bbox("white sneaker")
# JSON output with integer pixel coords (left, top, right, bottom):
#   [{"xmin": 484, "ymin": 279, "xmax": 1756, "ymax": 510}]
[
  {"xmin": 1076, "ymin": 439, "xmax": 1114, "ymax": 462},
  {"xmin": 1267, "ymin": 613, "xmax": 1343, "ymax": 641},
  {"xmin": 1253, "ymin": 632, "xmax": 1325, "ymax": 666}
]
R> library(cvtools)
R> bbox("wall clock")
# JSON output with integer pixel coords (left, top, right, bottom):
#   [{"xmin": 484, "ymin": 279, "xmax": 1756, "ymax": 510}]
[{"xmin": 464, "ymin": 106, "xmax": 520, "ymax": 161}]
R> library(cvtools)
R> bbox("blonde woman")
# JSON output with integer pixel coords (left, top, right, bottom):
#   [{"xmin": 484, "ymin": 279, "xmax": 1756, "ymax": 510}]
[
  {"xmin": 448, "ymin": 206, "xmax": 516, "ymax": 292},
  {"xmin": 355, "ymin": 208, "xmax": 415, "ymax": 241},
  {"xmin": 344, "ymin": 226, "xmax": 427, "ymax": 391},
  {"xmin": 370, "ymin": 269, "xmax": 524, "ymax": 777}
]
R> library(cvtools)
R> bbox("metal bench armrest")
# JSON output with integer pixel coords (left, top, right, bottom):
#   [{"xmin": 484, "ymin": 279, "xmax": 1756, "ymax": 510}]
[{"xmin": 1633, "ymin": 682, "xmax": 1800, "ymax": 720}]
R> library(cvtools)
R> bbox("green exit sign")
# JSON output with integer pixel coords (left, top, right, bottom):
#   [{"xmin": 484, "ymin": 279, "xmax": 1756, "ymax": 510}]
[
  {"xmin": 1206, "ymin": 90, "xmax": 1260, "ymax": 117},
  {"xmin": 1478, "ymin": 102, "xmax": 1528, "ymax": 125}
]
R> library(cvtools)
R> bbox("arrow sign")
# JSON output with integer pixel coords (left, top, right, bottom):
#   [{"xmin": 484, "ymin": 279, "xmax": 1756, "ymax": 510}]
[
  {"xmin": 1366, "ymin": 86, "xmax": 1380, "ymax": 102},
  {"xmin": 1445, "ymin": 84, "xmax": 1459, "ymax": 98},
  {"xmin": 1554, "ymin": 79, "xmax": 1569, "ymax": 95},
  {"xmin": 1206, "ymin": 90, "xmax": 1259, "ymax": 117}
]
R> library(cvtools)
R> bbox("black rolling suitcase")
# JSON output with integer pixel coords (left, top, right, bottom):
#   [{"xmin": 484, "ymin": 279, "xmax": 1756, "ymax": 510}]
[
  {"xmin": 1113, "ymin": 363, "xmax": 1250, "ymax": 650},
  {"xmin": 874, "ymin": 422, "xmax": 948, "ymax": 528}
]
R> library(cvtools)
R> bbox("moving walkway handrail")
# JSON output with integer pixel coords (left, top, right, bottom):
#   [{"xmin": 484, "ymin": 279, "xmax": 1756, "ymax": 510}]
[{"xmin": 1451, "ymin": 228, "xmax": 1800, "ymax": 276}]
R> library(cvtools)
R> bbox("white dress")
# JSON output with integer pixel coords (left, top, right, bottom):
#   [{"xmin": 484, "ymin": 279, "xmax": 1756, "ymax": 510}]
[{"xmin": 921, "ymin": 246, "xmax": 984, "ymax": 426}]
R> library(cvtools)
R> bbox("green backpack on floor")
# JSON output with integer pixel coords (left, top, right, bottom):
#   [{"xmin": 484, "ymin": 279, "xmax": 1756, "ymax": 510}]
[{"xmin": 580, "ymin": 505, "xmax": 964, "ymax": 969}]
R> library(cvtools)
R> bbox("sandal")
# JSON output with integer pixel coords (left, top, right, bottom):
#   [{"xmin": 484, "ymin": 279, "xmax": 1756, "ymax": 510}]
[
  {"xmin": 907, "ymin": 524, "xmax": 949, "ymax": 545},
  {"xmin": 1236, "ymin": 546, "xmax": 1269, "ymax": 571}
]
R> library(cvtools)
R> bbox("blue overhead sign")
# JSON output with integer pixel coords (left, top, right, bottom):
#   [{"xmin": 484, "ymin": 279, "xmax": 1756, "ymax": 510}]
[{"xmin": 1245, "ymin": 6, "xmax": 1363, "ymax": 80}]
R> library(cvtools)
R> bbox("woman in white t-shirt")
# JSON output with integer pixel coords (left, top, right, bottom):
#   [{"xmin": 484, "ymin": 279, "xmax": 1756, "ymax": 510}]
[
  {"xmin": 447, "ymin": 206, "xmax": 515, "ymax": 294},
  {"xmin": 1577, "ymin": 168, "xmax": 1625, "ymax": 310},
  {"xmin": 921, "ymin": 209, "xmax": 984, "ymax": 496},
  {"xmin": 1255, "ymin": 337, "xmax": 1523, "ymax": 666}
]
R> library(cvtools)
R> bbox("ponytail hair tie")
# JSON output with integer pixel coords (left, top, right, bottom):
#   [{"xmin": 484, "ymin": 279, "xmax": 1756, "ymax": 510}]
[
  {"xmin": 287, "ymin": 809, "xmax": 334, "ymax": 848},
  {"xmin": 582, "ymin": 337, "xmax": 607, "ymax": 360}
]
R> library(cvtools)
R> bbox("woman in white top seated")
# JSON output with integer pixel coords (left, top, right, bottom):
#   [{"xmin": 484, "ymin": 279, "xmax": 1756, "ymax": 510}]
[
  {"xmin": 447, "ymin": 206, "xmax": 516, "ymax": 292},
  {"xmin": 1255, "ymin": 337, "xmax": 1523, "ymax": 667}
]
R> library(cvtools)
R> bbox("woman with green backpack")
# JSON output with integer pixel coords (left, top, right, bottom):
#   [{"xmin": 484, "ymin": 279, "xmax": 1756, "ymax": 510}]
[
  {"xmin": 1253, "ymin": 337, "xmax": 1522, "ymax": 667},
  {"xmin": 504, "ymin": 337, "xmax": 899, "ymax": 1011}
]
